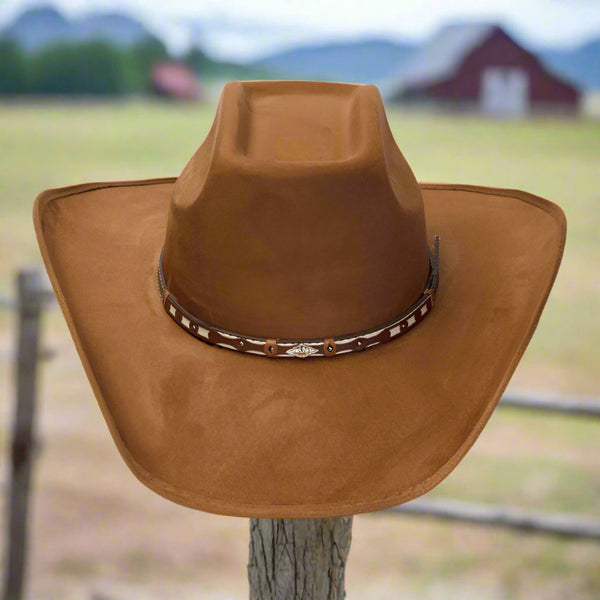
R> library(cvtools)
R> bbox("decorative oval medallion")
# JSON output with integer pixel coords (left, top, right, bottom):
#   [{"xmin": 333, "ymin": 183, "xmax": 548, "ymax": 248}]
[{"xmin": 285, "ymin": 343, "xmax": 319, "ymax": 358}]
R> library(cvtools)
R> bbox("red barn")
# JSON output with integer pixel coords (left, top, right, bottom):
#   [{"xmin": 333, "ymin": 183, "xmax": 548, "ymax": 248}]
[
  {"xmin": 151, "ymin": 61, "xmax": 201, "ymax": 100},
  {"xmin": 386, "ymin": 24, "xmax": 580, "ymax": 116}
]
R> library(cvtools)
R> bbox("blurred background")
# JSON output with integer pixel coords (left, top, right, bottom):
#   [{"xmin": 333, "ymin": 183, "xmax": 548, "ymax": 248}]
[{"xmin": 0, "ymin": 0, "xmax": 599, "ymax": 598}]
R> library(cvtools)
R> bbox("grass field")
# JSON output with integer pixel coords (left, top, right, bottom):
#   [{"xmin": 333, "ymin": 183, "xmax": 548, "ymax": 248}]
[{"xmin": 0, "ymin": 100, "xmax": 599, "ymax": 599}]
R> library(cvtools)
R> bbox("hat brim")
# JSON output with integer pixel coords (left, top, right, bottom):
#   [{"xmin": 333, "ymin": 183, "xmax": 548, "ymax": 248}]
[{"xmin": 34, "ymin": 178, "xmax": 565, "ymax": 518}]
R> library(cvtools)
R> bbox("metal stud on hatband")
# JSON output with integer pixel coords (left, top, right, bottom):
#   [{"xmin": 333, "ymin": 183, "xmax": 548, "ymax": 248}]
[
  {"xmin": 324, "ymin": 338, "xmax": 336, "ymax": 356},
  {"xmin": 264, "ymin": 339, "xmax": 278, "ymax": 357}
]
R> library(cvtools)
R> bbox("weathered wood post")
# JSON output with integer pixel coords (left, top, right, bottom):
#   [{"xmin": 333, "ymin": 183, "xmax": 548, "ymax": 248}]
[
  {"xmin": 248, "ymin": 516, "xmax": 353, "ymax": 599},
  {"xmin": 2, "ymin": 270, "xmax": 46, "ymax": 600}
]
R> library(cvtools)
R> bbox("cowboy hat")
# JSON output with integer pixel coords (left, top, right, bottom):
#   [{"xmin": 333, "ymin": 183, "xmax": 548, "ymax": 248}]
[{"xmin": 33, "ymin": 80, "xmax": 566, "ymax": 519}]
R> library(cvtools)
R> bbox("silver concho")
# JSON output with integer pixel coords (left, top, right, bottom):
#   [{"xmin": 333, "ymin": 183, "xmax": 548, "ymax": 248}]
[{"xmin": 285, "ymin": 343, "xmax": 319, "ymax": 358}]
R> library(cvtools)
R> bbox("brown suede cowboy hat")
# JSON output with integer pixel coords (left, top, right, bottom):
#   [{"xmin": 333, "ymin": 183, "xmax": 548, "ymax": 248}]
[{"xmin": 33, "ymin": 80, "xmax": 566, "ymax": 519}]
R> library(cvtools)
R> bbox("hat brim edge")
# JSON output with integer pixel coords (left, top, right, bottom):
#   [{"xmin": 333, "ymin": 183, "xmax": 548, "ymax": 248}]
[{"xmin": 32, "ymin": 179, "xmax": 567, "ymax": 519}]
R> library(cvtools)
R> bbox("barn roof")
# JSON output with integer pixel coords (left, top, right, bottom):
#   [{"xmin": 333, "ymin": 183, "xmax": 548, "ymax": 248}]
[
  {"xmin": 151, "ymin": 61, "xmax": 201, "ymax": 100},
  {"xmin": 384, "ymin": 23, "xmax": 497, "ymax": 95}
]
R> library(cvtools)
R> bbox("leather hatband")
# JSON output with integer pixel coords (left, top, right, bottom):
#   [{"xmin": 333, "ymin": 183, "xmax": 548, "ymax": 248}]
[{"xmin": 157, "ymin": 236, "xmax": 440, "ymax": 358}]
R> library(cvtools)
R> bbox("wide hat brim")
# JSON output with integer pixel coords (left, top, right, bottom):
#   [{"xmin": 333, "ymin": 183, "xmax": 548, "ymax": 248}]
[{"xmin": 34, "ymin": 178, "xmax": 565, "ymax": 518}]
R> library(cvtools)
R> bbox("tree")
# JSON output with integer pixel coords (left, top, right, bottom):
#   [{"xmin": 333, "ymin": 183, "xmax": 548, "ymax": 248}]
[
  {"xmin": 124, "ymin": 36, "xmax": 169, "ymax": 92},
  {"xmin": 31, "ymin": 41, "xmax": 126, "ymax": 95},
  {"xmin": 0, "ymin": 39, "xmax": 28, "ymax": 94},
  {"xmin": 184, "ymin": 47, "xmax": 212, "ymax": 75}
]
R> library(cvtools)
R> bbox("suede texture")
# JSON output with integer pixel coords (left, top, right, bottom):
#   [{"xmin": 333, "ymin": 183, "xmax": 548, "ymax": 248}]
[
  {"xmin": 164, "ymin": 82, "xmax": 429, "ymax": 340},
  {"xmin": 32, "ymin": 81, "xmax": 566, "ymax": 518}
]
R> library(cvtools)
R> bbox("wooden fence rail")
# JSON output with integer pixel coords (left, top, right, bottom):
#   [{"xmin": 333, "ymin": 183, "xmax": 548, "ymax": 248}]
[
  {"xmin": 387, "ymin": 498, "xmax": 600, "ymax": 541},
  {"xmin": 500, "ymin": 391, "xmax": 600, "ymax": 418}
]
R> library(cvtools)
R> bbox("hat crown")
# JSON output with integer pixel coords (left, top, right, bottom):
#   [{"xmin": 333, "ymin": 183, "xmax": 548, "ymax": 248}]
[{"xmin": 162, "ymin": 80, "xmax": 429, "ymax": 339}]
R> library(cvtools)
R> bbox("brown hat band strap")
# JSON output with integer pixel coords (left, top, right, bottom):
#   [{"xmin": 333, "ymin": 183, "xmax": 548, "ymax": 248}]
[{"xmin": 157, "ymin": 236, "xmax": 439, "ymax": 358}]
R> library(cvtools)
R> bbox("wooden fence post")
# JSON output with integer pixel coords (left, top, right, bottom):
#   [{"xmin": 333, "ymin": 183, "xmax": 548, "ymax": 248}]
[
  {"xmin": 248, "ymin": 516, "xmax": 353, "ymax": 599},
  {"xmin": 2, "ymin": 270, "xmax": 46, "ymax": 600}
]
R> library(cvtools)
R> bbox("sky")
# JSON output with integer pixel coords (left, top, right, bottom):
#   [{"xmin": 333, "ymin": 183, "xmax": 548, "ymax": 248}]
[{"xmin": 1, "ymin": 0, "xmax": 599, "ymax": 59}]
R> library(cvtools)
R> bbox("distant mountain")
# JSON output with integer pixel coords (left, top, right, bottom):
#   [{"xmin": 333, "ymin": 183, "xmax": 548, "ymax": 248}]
[
  {"xmin": 2, "ymin": 6, "xmax": 69, "ymax": 51},
  {"xmin": 253, "ymin": 39, "xmax": 418, "ymax": 84},
  {"xmin": 3, "ymin": 6, "xmax": 598, "ymax": 90},
  {"xmin": 540, "ymin": 37, "xmax": 600, "ymax": 90},
  {"xmin": 2, "ymin": 5, "xmax": 153, "ymax": 52},
  {"xmin": 74, "ymin": 13, "xmax": 151, "ymax": 47}
]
